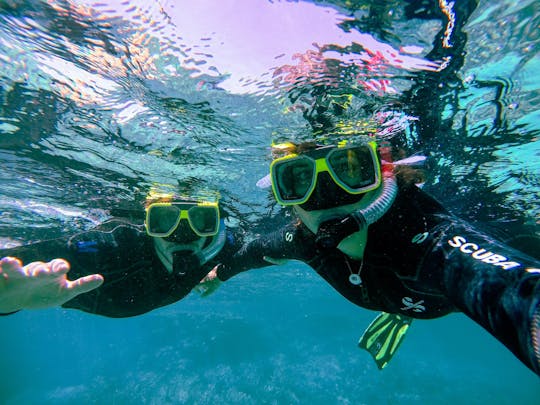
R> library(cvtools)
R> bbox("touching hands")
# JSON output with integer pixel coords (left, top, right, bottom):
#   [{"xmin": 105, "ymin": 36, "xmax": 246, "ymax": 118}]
[
  {"xmin": 195, "ymin": 264, "xmax": 222, "ymax": 297},
  {"xmin": 0, "ymin": 256, "xmax": 104, "ymax": 313}
]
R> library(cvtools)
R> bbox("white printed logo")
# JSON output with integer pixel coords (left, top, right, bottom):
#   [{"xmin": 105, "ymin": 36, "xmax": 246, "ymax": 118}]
[
  {"xmin": 285, "ymin": 232, "xmax": 293, "ymax": 242},
  {"xmin": 401, "ymin": 297, "xmax": 426, "ymax": 312},
  {"xmin": 412, "ymin": 232, "xmax": 429, "ymax": 244},
  {"xmin": 447, "ymin": 235, "xmax": 521, "ymax": 270}
]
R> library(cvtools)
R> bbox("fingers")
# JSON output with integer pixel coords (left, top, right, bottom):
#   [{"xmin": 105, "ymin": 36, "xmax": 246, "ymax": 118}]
[
  {"xmin": 199, "ymin": 266, "xmax": 218, "ymax": 284},
  {"xmin": 199, "ymin": 274, "xmax": 215, "ymax": 284},
  {"xmin": 0, "ymin": 256, "xmax": 23, "ymax": 267},
  {"xmin": 195, "ymin": 266, "xmax": 222, "ymax": 298},
  {"xmin": 0, "ymin": 256, "xmax": 23, "ymax": 274},
  {"xmin": 22, "ymin": 258, "xmax": 70, "ymax": 278},
  {"xmin": 2, "ymin": 258, "xmax": 71, "ymax": 279},
  {"xmin": 66, "ymin": 274, "xmax": 104, "ymax": 296},
  {"xmin": 23, "ymin": 262, "xmax": 45, "ymax": 277},
  {"xmin": 1, "ymin": 257, "xmax": 28, "ymax": 280},
  {"xmin": 48, "ymin": 259, "xmax": 70, "ymax": 275}
]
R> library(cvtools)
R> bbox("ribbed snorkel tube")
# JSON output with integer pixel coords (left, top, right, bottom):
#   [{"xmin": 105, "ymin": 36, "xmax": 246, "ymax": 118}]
[
  {"xmin": 350, "ymin": 142, "xmax": 397, "ymax": 228},
  {"xmin": 196, "ymin": 219, "xmax": 226, "ymax": 265}
]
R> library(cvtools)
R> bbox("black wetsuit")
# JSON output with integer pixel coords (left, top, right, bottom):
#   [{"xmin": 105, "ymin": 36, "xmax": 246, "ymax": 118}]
[
  {"xmin": 0, "ymin": 217, "xmax": 241, "ymax": 318},
  {"xmin": 217, "ymin": 182, "xmax": 540, "ymax": 376}
]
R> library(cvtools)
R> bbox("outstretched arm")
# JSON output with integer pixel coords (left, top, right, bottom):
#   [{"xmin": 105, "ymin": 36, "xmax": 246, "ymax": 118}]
[
  {"xmin": 0, "ymin": 256, "xmax": 103, "ymax": 313},
  {"xmin": 429, "ymin": 222, "xmax": 540, "ymax": 376},
  {"xmin": 215, "ymin": 219, "xmax": 315, "ymax": 282}
]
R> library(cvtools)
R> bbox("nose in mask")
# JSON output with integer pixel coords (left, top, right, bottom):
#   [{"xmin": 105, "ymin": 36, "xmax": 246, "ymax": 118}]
[
  {"xmin": 299, "ymin": 172, "xmax": 366, "ymax": 211},
  {"xmin": 164, "ymin": 220, "xmax": 201, "ymax": 244}
]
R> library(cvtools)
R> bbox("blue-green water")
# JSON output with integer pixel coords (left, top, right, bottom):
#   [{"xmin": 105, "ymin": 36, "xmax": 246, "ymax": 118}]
[
  {"xmin": 1, "ymin": 0, "xmax": 539, "ymax": 403},
  {"xmin": 1, "ymin": 268, "xmax": 540, "ymax": 404},
  {"xmin": 4, "ymin": 267, "xmax": 540, "ymax": 403}
]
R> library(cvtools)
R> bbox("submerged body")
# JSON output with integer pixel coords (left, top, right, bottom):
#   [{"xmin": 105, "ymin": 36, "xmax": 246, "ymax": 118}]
[
  {"xmin": 0, "ymin": 214, "xmax": 240, "ymax": 317},
  {"xmin": 217, "ymin": 180, "xmax": 540, "ymax": 375}
]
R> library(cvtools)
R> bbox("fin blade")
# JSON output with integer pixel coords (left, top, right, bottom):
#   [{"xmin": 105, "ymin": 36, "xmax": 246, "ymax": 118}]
[{"xmin": 358, "ymin": 312, "xmax": 413, "ymax": 369}]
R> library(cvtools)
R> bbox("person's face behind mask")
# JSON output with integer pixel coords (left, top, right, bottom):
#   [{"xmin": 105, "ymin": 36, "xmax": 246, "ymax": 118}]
[
  {"xmin": 298, "ymin": 171, "xmax": 366, "ymax": 211},
  {"xmin": 164, "ymin": 220, "xmax": 202, "ymax": 244}
]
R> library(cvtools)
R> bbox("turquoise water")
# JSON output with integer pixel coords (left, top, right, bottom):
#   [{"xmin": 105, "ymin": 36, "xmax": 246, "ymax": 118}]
[
  {"xmin": 4, "ymin": 268, "xmax": 540, "ymax": 404},
  {"xmin": 4, "ymin": 267, "xmax": 540, "ymax": 403},
  {"xmin": 1, "ymin": 0, "xmax": 539, "ymax": 403}
]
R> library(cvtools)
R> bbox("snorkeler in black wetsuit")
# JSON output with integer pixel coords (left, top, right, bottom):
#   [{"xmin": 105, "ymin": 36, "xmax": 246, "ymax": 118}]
[
  {"xmin": 214, "ymin": 141, "xmax": 540, "ymax": 376},
  {"xmin": 0, "ymin": 197, "xmax": 240, "ymax": 318}
]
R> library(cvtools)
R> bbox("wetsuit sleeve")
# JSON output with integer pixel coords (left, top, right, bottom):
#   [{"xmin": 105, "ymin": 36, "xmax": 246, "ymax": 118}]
[
  {"xmin": 1, "ymin": 220, "xmax": 147, "ymax": 278},
  {"xmin": 0, "ymin": 219, "xmax": 163, "ymax": 318},
  {"xmin": 425, "ymin": 219, "xmax": 540, "ymax": 375},
  {"xmin": 216, "ymin": 221, "xmax": 314, "ymax": 281},
  {"xmin": 60, "ymin": 220, "xmax": 174, "ymax": 317},
  {"xmin": 0, "ymin": 238, "xmax": 72, "ymax": 265}
]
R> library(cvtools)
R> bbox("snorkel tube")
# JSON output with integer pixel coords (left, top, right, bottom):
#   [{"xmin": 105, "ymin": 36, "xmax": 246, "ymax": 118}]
[
  {"xmin": 350, "ymin": 141, "xmax": 397, "ymax": 229},
  {"xmin": 195, "ymin": 219, "xmax": 226, "ymax": 265},
  {"xmin": 153, "ymin": 219, "xmax": 227, "ymax": 273}
]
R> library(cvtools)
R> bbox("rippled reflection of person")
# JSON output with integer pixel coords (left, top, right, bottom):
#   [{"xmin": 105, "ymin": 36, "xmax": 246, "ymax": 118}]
[
  {"xmin": 207, "ymin": 139, "xmax": 540, "ymax": 376},
  {"xmin": 0, "ymin": 195, "xmax": 237, "ymax": 317}
]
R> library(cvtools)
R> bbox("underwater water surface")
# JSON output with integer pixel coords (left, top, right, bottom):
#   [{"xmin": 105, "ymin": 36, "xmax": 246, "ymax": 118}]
[{"xmin": 1, "ymin": 0, "xmax": 539, "ymax": 403}]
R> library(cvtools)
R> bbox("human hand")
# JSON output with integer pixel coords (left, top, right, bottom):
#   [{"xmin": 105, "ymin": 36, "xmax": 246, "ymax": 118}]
[
  {"xmin": 315, "ymin": 215, "xmax": 362, "ymax": 250},
  {"xmin": 0, "ymin": 256, "xmax": 104, "ymax": 313},
  {"xmin": 195, "ymin": 265, "xmax": 222, "ymax": 298}
]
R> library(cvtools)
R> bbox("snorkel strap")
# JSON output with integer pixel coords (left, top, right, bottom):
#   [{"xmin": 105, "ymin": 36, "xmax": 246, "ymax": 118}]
[{"xmin": 196, "ymin": 220, "xmax": 226, "ymax": 265}]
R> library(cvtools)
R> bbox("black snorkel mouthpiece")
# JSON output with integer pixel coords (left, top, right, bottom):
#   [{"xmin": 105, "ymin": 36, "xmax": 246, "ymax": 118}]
[{"xmin": 172, "ymin": 250, "xmax": 202, "ymax": 278}]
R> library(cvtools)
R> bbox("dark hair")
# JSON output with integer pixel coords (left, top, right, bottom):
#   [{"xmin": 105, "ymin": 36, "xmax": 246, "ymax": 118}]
[{"xmin": 389, "ymin": 145, "xmax": 426, "ymax": 186}]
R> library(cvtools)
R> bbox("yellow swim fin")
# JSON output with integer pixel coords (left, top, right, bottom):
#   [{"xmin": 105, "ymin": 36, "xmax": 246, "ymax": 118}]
[{"xmin": 358, "ymin": 312, "xmax": 413, "ymax": 370}]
